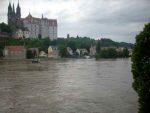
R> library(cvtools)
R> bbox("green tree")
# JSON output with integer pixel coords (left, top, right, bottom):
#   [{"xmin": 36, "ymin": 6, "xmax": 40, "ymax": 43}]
[
  {"xmin": 0, "ymin": 49, "xmax": 3, "ymax": 58},
  {"xmin": 122, "ymin": 48, "xmax": 129, "ymax": 57},
  {"xmin": 41, "ymin": 38, "xmax": 51, "ymax": 53},
  {"xmin": 0, "ymin": 22, "xmax": 11, "ymax": 33},
  {"xmin": 67, "ymin": 41, "xmax": 76, "ymax": 52},
  {"xmin": 132, "ymin": 23, "xmax": 150, "ymax": 113},
  {"xmin": 59, "ymin": 45, "xmax": 67, "ymax": 57},
  {"xmin": 96, "ymin": 40, "xmax": 101, "ymax": 54},
  {"xmin": 26, "ymin": 50, "xmax": 34, "ymax": 59},
  {"xmin": 100, "ymin": 48, "xmax": 117, "ymax": 58},
  {"xmin": 95, "ymin": 40, "xmax": 101, "ymax": 59}
]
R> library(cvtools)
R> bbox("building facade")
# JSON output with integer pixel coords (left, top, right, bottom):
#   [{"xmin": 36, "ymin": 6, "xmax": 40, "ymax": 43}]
[
  {"xmin": 3, "ymin": 46, "xmax": 26, "ymax": 59},
  {"xmin": 22, "ymin": 14, "xmax": 57, "ymax": 40},
  {"xmin": 48, "ymin": 46, "xmax": 59, "ymax": 58},
  {"xmin": 8, "ymin": 2, "xmax": 57, "ymax": 40}
]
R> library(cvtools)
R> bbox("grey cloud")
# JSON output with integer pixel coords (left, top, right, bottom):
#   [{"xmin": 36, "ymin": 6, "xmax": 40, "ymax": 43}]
[
  {"xmin": 0, "ymin": 0, "xmax": 150, "ymax": 43},
  {"xmin": 80, "ymin": 0, "xmax": 150, "ymax": 24}
]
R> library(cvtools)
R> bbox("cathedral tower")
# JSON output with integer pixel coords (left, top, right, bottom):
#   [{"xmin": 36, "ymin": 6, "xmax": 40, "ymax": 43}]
[
  {"xmin": 7, "ymin": 2, "xmax": 12, "ymax": 25},
  {"xmin": 7, "ymin": 1, "xmax": 23, "ymax": 34},
  {"xmin": 16, "ymin": 2, "xmax": 21, "ymax": 19}
]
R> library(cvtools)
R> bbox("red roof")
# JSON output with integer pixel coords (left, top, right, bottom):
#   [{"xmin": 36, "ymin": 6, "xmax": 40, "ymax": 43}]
[
  {"xmin": 5, "ymin": 46, "xmax": 25, "ymax": 51},
  {"xmin": 22, "ymin": 14, "xmax": 57, "ymax": 26}
]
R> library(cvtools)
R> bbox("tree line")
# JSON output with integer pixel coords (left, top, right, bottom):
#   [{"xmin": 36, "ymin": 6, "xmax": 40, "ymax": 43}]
[{"xmin": 95, "ymin": 40, "xmax": 130, "ymax": 59}]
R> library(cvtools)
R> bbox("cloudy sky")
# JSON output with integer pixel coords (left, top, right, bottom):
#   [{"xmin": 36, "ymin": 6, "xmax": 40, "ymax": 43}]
[{"xmin": 0, "ymin": 0, "xmax": 150, "ymax": 43}]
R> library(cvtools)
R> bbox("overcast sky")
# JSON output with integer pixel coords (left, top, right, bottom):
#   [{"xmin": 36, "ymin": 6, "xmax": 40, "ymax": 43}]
[{"xmin": 0, "ymin": 0, "xmax": 150, "ymax": 43}]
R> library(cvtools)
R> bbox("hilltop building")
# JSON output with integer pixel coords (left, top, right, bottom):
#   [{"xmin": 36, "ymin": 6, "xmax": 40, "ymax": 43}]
[
  {"xmin": 22, "ymin": 13, "xmax": 57, "ymax": 40},
  {"xmin": 7, "ymin": 2, "xmax": 57, "ymax": 40}
]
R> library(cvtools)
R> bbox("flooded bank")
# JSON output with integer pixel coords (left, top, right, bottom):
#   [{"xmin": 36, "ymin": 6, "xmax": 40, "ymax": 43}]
[{"xmin": 0, "ymin": 58, "xmax": 138, "ymax": 113}]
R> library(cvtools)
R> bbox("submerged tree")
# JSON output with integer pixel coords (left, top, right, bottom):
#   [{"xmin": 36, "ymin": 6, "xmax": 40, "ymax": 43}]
[
  {"xmin": 95, "ymin": 40, "xmax": 101, "ymax": 59},
  {"xmin": 132, "ymin": 23, "xmax": 150, "ymax": 113},
  {"xmin": 59, "ymin": 45, "xmax": 67, "ymax": 58}
]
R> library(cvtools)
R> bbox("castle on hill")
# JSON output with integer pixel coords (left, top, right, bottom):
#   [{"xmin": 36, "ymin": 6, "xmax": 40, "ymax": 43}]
[{"xmin": 7, "ymin": 2, "xmax": 57, "ymax": 40}]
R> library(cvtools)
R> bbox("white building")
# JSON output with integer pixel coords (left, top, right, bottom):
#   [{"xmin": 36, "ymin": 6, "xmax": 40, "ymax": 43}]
[
  {"xmin": 67, "ymin": 47, "xmax": 73, "ymax": 56},
  {"xmin": 22, "ymin": 13, "xmax": 57, "ymax": 40},
  {"xmin": 90, "ymin": 46, "xmax": 96, "ymax": 56},
  {"xmin": 39, "ymin": 51, "xmax": 47, "ymax": 57},
  {"xmin": 48, "ymin": 46, "xmax": 59, "ymax": 58},
  {"xmin": 15, "ymin": 29, "xmax": 29, "ymax": 39}
]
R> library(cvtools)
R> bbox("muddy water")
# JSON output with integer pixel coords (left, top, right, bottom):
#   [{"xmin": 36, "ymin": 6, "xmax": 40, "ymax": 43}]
[{"xmin": 0, "ymin": 59, "xmax": 138, "ymax": 113}]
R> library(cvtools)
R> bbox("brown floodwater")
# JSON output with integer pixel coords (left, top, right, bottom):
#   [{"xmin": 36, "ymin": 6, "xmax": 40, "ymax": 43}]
[{"xmin": 0, "ymin": 58, "xmax": 138, "ymax": 113}]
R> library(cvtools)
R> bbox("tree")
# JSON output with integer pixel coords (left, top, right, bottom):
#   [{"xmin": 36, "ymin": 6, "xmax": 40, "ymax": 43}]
[
  {"xmin": 67, "ymin": 41, "xmax": 76, "ymax": 52},
  {"xmin": 59, "ymin": 45, "xmax": 67, "ymax": 57},
  {"xmin": 96, "ymin": 40, "xmax": 101, "ymax": 54},
  {"xmin": 26, "ymin": 50, "xmax": 34, "ymax": 59},
  {"xmin": 0, "ymin": 22, "xmax": 11, "ymax": 33},
  {"xmin": 100, "ymin": 48, "xmax": 117, "ymax": 58},
  {"xmin": 132, "ymin": 23, "xmax": 150, "ymax": 113},
  {"xmin": 0, "ymin": 49, "xmax": 3, "ymax": 58},
  {"xmin": 41, "ymin": 38, "xmax": 51, "ymax": 53},
  {"xmin": 122, "ymin": 48, "xmax": 129, "ymax": 57},
  {"xmin": 95, "ymin": 40, "xmax": 101, "ymax": 59}
]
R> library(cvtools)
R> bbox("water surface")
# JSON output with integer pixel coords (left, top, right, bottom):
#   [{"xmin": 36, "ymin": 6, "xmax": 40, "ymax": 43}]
[{"xmin": 0, "ymin": 59, "xmax": 138, "ymax": 113}]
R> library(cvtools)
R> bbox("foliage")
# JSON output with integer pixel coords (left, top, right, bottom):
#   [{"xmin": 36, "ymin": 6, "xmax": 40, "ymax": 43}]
[
  {"xmin": 100, "ymin": 48, "xmax": 117, "ymax": 58},
  {"xmin": 0, "ymin": 49, "xmax": 3, "ymax": 58},
  {"xmin": 96, "ymin": 40, "xmax": 101, "ymax": 54},
  {"xmin": 100, "ymin": 38, "xmax": 119, "ymax": 47},
  {"xmin": 117, "ymin": 48, "xmax": 129, "ymax": 58},
  {"xmin": 67, "ymin": 41, "xmax": 77, "ymax": 52},
  {"xmin": 95, "ymin": 40, "xmax": 101, "ymax": 59},
  {"xmin": 0, "ymin": 36, "xmax": 132, "ymax": 58},
  {"xmin": 132, "ymin": 23, "xmax": 150, "ymax": 113},
  {"xmin": 95, "ymin": 40, "xmax": 129, "ymax": 59},
  {"xmin": 122, "ymin": 48, "xmax": 129, "ymax": 57},
  {"xmin": 26, "ymin": 50, "xmax": 34, "ymax": 59},
  {"xmin": 40, "ymin": 37, "xmax": 51, "ymax": 53},
  {"xmin": 52, "ymin": 37, "xmax": 95, "ymax": 51},
  {"xmin": 100, "ymin": 38, "xmax": 133, "ymax": 48},
  {"xmin": 0, "ymin": 22, "xmax": 12, "ymax": 33},
  {"xmin": 59, "ymin": 45, "xmax": 67, "ymax": 57}
]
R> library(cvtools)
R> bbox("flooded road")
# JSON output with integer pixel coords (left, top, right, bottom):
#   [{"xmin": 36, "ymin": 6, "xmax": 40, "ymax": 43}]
[{"xmin": 0, "ymin": 59, "xmax": 138, "ymax": 113}]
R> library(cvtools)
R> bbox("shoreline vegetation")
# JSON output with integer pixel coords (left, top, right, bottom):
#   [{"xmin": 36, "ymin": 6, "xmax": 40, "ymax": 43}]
[
  {"xmin": 0, "ymin": 36, "xmax": 132, "ymax": 60},
  {"xmin": 95, "ymin": 40, "xmax": 130, "ymax": 60}
]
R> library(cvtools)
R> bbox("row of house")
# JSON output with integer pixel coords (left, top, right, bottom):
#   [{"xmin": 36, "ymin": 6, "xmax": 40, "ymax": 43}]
[
  {"xmin": 39, "ymin": 46, "xmax": 59, "ymax": 58},
  {"xmin": 2, "ymin": 45, "xmax": 59, "ymax": 59},
  {"xmin": 2, "ymin": 45, "xmax": 131, "ymax": 59},
  {"xmin": 66, "ymin": 46, "xmax": 96, "ymax": 57},
  {"xmin": 2, "ymin": 45, "xmax": 97, "ymax": 59}
]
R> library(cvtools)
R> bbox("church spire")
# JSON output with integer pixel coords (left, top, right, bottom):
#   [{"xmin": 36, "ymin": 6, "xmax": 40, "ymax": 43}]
[
  {"xmin": 16, "ymin": 0, "xmax": 21, "ymax": 18},
  {"xmin": 17, "ymin": 0, "xmax": 20, "ymax": 8},
  {"xmin": 9, "ymin": 1, "xmax": 11, "ymax": 7},
  {"xmin": 8, "ymin": 1, "xmax": 12, "ymax": 13},
  {"xmin": 13, "ymin": 3, "xmax": 15, "ymax": 14}
]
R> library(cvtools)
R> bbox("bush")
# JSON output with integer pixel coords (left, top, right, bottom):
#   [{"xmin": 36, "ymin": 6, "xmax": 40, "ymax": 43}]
[
  {"xmin": 26, "ymin": 50, "xmax": 34, "ymax": 59},
  {"xmin": 132, "ymin": 23, "xmax": 150, "ymax": 113}
]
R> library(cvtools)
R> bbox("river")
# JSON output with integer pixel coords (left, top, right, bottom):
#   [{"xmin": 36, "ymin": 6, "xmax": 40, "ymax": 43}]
[{"xmin": 0, "ymin": 58, "xmax": 138, "ymax": 113}]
